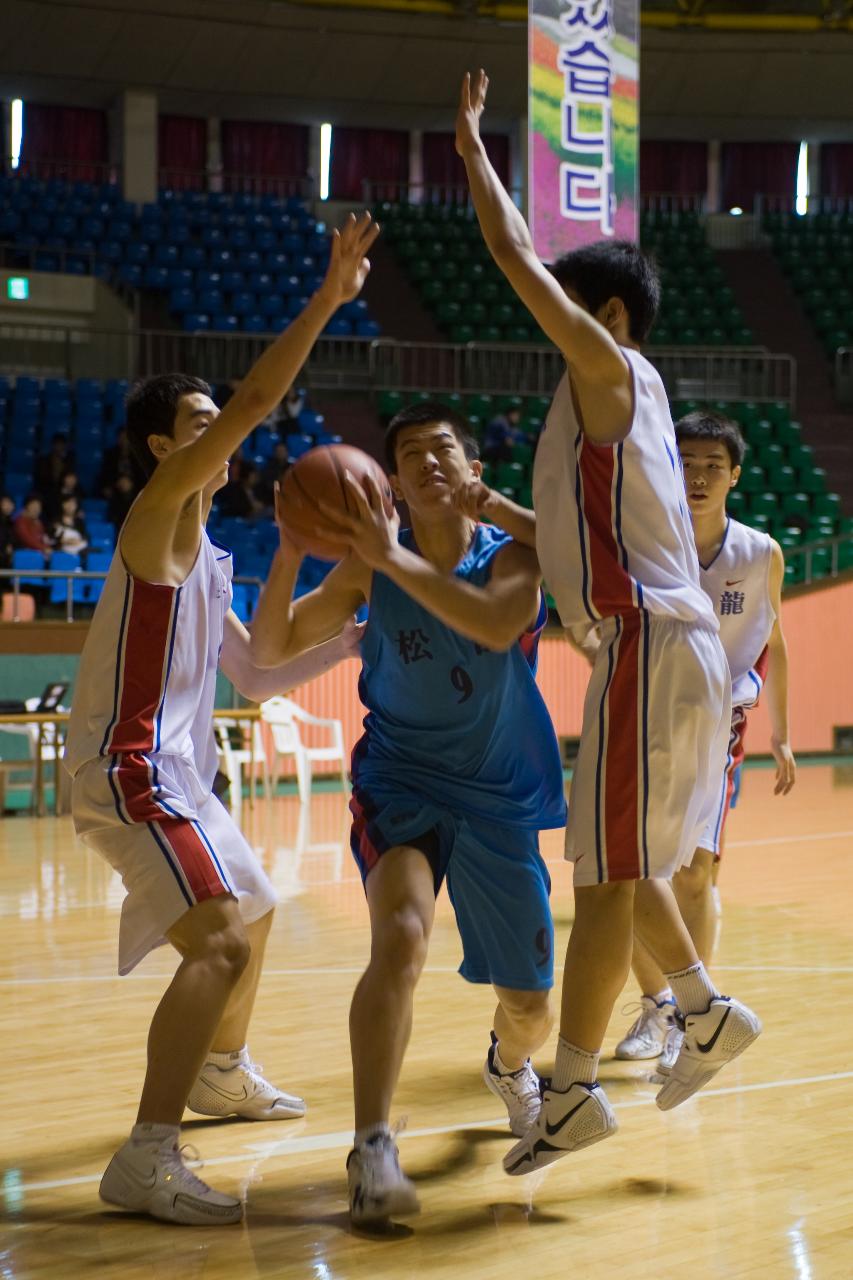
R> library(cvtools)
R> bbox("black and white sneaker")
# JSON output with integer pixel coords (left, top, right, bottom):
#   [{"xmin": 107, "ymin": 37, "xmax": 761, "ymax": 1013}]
[
  {"xmin": 656, "ymin": 995, "xmax": 761, "ymax": 1110},
  {"xmin": 483, "ymin": 1032, "xmax": 542, "ymax": 1137},
  {"xmin": 347, "ymin": 1131, "xmax": 420, "ymax": 1225},
  {"xmin": 503, "ymin": 1081, "xmax": 617, "ymax": 1176}
]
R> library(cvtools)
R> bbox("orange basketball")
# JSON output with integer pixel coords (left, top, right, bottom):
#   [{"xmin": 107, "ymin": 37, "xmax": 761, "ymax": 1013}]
[{"xmin": 279, "ymin": 443, "xmax": 394, "ymax": 560}]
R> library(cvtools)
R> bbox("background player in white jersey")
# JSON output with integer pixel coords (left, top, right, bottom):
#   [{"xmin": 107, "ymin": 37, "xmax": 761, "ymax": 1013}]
[
  {"xmin": 63, "ymin": 214, "xmax": 379, "ymax": 1225},
  {"xmin": 456, "ymin": 70, "xmax": 761, "ymax": 1175},
  {"xmin": 616, "ymin": 410, "xmax": 796, "ymax": 1070}
]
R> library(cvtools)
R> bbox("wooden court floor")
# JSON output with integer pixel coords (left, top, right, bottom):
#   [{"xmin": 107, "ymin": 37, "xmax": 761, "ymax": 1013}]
[{"xmin": 2, "ymin": 763, "xmax": 853, "ymax": 1280}]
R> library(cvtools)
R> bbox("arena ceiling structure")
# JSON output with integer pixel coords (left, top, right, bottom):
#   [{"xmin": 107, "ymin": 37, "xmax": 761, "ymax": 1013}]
[{"xmin": 0, "ymin": 0, "xmax": 852, "ymax": 138}]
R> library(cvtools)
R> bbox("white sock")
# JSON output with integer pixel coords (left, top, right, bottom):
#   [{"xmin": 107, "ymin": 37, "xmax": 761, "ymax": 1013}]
[
  {"xmin": 665, "ymin": 962, "xmax": 719, "ymax": 1015},
  {"xmin": 130, "ymin": 1122, "xmax": 179, "ymax": 1149},
  {"xmin": 551, "ymin": 1036, "xmax": 599, "ymax": 1091},
  {"xmin": 206, "ymin": 1046, "xmax": 248, "ymax": 1069},
  {"xmin": 493, "ymin": 1041, "xmax": 525, "ymax": 1075},
  {"xmin": 354, "ymin": 1122, "xmax": 391, "ymax": 1148}
]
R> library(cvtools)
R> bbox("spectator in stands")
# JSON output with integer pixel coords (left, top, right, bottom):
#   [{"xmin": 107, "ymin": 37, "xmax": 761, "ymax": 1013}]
[
  {"xmin": 45, "ymin": 470, "xmax": 84, "ymax": 523},
  {"xmin": 0, "ymin": 494, "xmax": 16, "ymax": 568},
  {"xmin": 282, "ymin": 385, "xmax": 305, "ymax": 422},
  {"xmin": 98, "ymin": 428, "xmax": 143, "ymax": 498},
  {"xmin": 51, "ymin": 495, "xmax": 89, "ymax": 556},
  {"xmin": 35, "ymin": 434, "xmax": 75, "ymax": 497},
  {"xmin": 483, "ymin": 405, "xmax": 524, "ymax": 464},
  {"xmin": 259, "ymin": 441, "xmax": 291, "ymax": 508},
  {"xmin": 13, "ymin": 494, "xmax": 52, "ymax": 557},
  {"xmin": 107, "ymin": 473, "xmax": 137, "ymax": 529},
  {"xmin": 217, "ymin": 465, "xmax": 265, "ymax": 520}
]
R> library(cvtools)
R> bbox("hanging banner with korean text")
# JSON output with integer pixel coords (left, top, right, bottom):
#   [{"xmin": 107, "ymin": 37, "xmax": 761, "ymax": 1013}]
[{"xmin": 529, "ymin": 0, "xmax": 639, "ymax": 263}]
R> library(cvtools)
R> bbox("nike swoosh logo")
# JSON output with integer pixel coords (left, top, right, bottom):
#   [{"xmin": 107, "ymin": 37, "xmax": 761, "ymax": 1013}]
[
  {"xmin": 725, "ymin": 579, "xmax": 744, "ymax": 586},
  {"xmin": 544, "ymin": 1096, "xmax": 590, "ymax": 1137},
  {"xmin": 695, "ymin": 1005, "xmax": 731, "ymax": 1053},
  {"xmin": 120, "ymin": 1162, "xmax": 157, "ymax": 1190},
  {"xmin": 198, "ymin": 1077, "xmax": 250, "ymax": 1103}
]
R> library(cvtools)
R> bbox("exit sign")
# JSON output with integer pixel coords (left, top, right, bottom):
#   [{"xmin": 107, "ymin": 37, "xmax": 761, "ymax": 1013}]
[{"xmin": 7, "ymin": 276, "xmax": 29, "ymax": 300}]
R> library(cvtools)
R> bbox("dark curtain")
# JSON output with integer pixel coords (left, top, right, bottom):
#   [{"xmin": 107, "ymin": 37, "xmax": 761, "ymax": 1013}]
[
  {"xmin": 221, "ymin": 120, "xmax": 309, "ymax": 182},
  {"xmin": 330, "ymin": 126, "xmax": 409, "ymax": 202},
  {"xmin": 720, "ymin": 141, "xmax": 799, "ymax": 211},
  {"xmin": 422, "ymin": 131, "xmax": 510, "ymax": 191},
  {"xmin": 640, "ymin": 140, "xmax": 707, "ymax": 197},
  {"xmin": 19, "ymin": 103, "xmax": 108, "ymax": 181},
  {"xmin": 821, "ymin": 143, "xmax": 853, "ymax": 199},
  {"xmin": 158, "ymin": 115, "xmax": 207, "ymax": 189}
]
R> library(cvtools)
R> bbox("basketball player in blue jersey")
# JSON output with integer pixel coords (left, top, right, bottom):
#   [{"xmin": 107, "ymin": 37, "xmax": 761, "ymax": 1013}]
[
  {"xmin": 456, "ymin": 70, "xmax": 761, "ymax": 1177},
  {"xmin": 64, "ymin": 213, "xmax": 379, "ymax": 1225},
  {"xmin": 251, "ymin": 400, "xmax": 567, "ymax": 1224}
]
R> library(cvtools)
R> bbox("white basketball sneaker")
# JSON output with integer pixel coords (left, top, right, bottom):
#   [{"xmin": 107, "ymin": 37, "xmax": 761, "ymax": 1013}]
[
  {"xmin": 347, "ymin": 1131, "xmax": 420, "ymax": 1225},
  {"xmin": 651, "ymin": 1021, "xmax": 684, "ymax": 1083},
  {"xmin": 483, "ymin": 1032, "xmax": 542, "ymax": 1137},
  {"xmin": 503, "ymin": 1082, "xmax": 617, "ymax": 1176},
  {"xmin": 614, "ymin": 995, "xmax": 677, "ymax": 1060},
  {"xmin": 656, "ymin": 996, "xmax": 762, "ymax": 1110},
  {"xmin": 99, "ymin": 1137, "xmax": 243, "ymax": 1225},
  {"xmin": 187, "ymin": 1050, "xmax": 306, "ymax": 1120}
]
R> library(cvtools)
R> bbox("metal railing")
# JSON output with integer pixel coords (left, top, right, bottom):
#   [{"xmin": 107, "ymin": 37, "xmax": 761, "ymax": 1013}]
[
  {"xmin": 0, "ymin": 239, "xmax": 99, "ymax": 274},
  {"xmin": 363, "ymin": 179, "xmax": 524, "ymax": 209},
  {"xmin": 0, "ymin": 322, "xmax": 798, "ymax": 405},
  {"xmin": 3, "ymin": 160, "xmax": 120, "ymax": 187},
  {"xmin": 0, "ymin": 568, "xmax": 264, "ymax": 624},
  {"xmin": 784, "ymin": 532, "xmax": 853, "ymax": 587},
  {"xmin": 835, "ymin": 347, "xmax": 853, "ymax": 407},
  {"xmin": 158, "ymin": 169, "xmax": 313, "ymax": 201},
  {"xmin": 641, "ymin": 193, "xmax": 707, "ymax": 216},
  {"xmin": 755, "ymin": 194, "xmax": 853, "ymax": 219}
]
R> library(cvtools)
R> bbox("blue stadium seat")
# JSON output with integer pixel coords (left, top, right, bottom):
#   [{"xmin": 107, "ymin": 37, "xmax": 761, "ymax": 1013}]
[
  {"xmin": 198, "ymin": 289, "xmax": 224, "ymax": 313},
  {"xmin": 87, "ymin": 521, "xmax": 116, "ymax": 551},
  {"xmin": 169, "ymin": 288, "xmax": 194, "ymax": 314},
  {"xmin": 84, "ymin": 550, "xmax": 112, "ymax": 603},
  {"xmin": 260, "ymin": 294, "xmax": 284, "ymax": 317},
  {"xmin": 183, "ymin": 312, "xmax": 210, "ymax": 331},
  {"xmin": 222, "ymin": 270, "xmax": 243, "ymax": 292},
  {"xmin": 144, "ymin": 266, "xmax": 169, "ymax": 290},
  {"xmin": 231, "ymin": 291, "xmax": 255, "ymax": 316},
  {"xmin": 48, "ymin": 551, "xmax": 82, "ymax": 606},
  {"xmin": 242, "ymin": 314, "xmax": 269, "ymax": 333},
  {"xmin": 118, "ymin": 264, "xmax": 143, "ymax": 288},
  {"xmin": 11, "ymin": 549, "xmax": 48, "ymax": 589},
  {"xmin": 285, "ymin": 433, "xmax": 314, "ymax": 459},
  {"xmin": 167, "ymin": 267, "xmax": 193, "ymax": 289},
  {"xmin": 324, "ymin": 316, "xmax": 352, "ymax": 337},
  {"xmin": 356, "ymin": 319, "xmax": 381, "ymax": 338},
  {"xmin": 211, "ymin": 314, "xmax": 238, "ymax": 332}
]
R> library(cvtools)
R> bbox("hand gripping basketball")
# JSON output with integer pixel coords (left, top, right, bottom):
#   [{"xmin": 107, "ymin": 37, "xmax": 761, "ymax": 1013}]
[{"xmin": 277, "ymin": 444, "xmax": 395, "ymax": 561}]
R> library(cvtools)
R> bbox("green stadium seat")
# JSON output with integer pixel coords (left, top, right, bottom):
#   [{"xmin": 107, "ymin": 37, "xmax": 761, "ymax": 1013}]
[
  {"xmin": 745, "ymin": 419, "xmax": 773, "ymax": 449},
  {"xmin": 495, "ymin": 462, "xmax": 525, "ymax": 490},
  {"xmin": 775, "ymin": 419, "xmax": 802, "ymax": 448},
  {"xmin": 421, "ymin": 280, "xmax": 442, "ymax": 306},
  {"xmin": 436, "ymin": 300, "xmax": 462, "ymax": 326},
  {"xmin": 739, "ymin": 465, "xmax": 766, "ymax": 494},
  {"xmin": 748, "ymin": 492, "xmax": 778, "ymax": 519},
  {"xmin": 784, "ymin": 561, "xmax": 803, "ymax": 587},
  {"xmin": 466, "ymin": 394, "xmax": 493, "ymax": 419},
  {"xmin": 757, "ymin": 443, "xmax": 785, "ymax": 470},
  {"xmin": 800, "ymin": 466, "xmax": 828, "ymax": 494},
  {"xmin": 782, "ymin": 492, "xmax": 811, "ymax": 520},
  {"xmin": 812, "ymin": 492, "xmax": 842, "ymax": 519},
  {"xmin": 744, "ymin": 512, "xmax": 771, "ymax": 531},
  {"xmin": 449, "ymin": 323, "xmax": 474, "ymax": 344},
  {"xmin": 378, "ymin": 390, "xmax": 404, "ymax": 421},
  {"xmin": 725, "ymin": 491, "xmax": 747, "ymax": 518},
  {"xmin": 788, "ymin": 442, "xmax": 815, "ymax": 472},
  {"xmin": 767, "ymin": 465, "xmax": 796, "ymax": 494}
]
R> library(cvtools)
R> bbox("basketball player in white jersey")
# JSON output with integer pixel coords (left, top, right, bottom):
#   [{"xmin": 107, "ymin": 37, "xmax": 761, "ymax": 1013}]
[
  {"xmin": 63, "ymin": 213, "xmax": 380, "ymax": 1225},
  {"xmin": 456, "ymin": 70, "xmax": 761, "ymax": 1174},
  {"xmin": 616, "ymin": 410, "xmax": 795, "ymax": 1070}
]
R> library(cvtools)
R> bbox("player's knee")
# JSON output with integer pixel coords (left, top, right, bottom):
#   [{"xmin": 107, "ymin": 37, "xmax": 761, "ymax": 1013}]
[
  {"xmin": 374, "ymin": 908, "xmax": 429, "ymax": 984},
  {"xmin": 499, "ymin": 988, "xmax": 552, "ymax": 1037},
  {"xmin": 675, "ymin": 855, "xmax": 713, "ymax": 902},
  {"xmin": 204, "ymin": 925, "xmax": 251, "ymax": 985}
]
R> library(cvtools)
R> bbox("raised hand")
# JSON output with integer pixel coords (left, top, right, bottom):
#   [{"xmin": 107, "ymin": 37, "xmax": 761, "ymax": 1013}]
[
  {"xmin": 273, "ymin": 479, "xmax": 304, "ymax": 559},
  {"xmin": 321, "ymin": 211, "xmax": 381, "ymax": 306},
  {"xmin": 451, "ymin": 475, "xmax": 496, "ymax": 519},
  {"xmin": 339, "ymin": 615, "xmax": 367, "ymax": 657},
  {"xmin": 455, "ymin": 69, "xmax": 489, "ymax": 157}
]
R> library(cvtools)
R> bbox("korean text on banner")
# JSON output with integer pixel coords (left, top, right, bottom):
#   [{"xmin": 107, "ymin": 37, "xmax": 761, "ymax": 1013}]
[{"xmin": 530, "ymin": 0, "xmax": 639, "ymax": 263}]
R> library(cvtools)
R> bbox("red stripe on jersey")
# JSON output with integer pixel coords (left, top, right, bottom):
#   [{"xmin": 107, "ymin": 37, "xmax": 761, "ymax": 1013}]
[
  {"xmin": 578, "ymin": 438, "xmax": 635, "ymax": 616},
  {"xmin": 108, "ymin": 578, "xmax": 177, "ymax": 754},
  {"xmin": 718, "ymin": 708, "xmax": 749, "ymax": 847},
  {"xmin": 603, "ymin": 614, "xmax": 642, "ymax": 880},
  {"xmin": 112, "ymin": 751, "xmax": 164, "ymax": 822},
  {"xmin": 155, "ymin": 819, "xmax": 228, "ymax": 902},
  {"xmin": 754, "ymin": 645, "xmax": 769, "ymax": 685},
  {"xmin": 349, "ymin": 790, "xmax": 382, "ymax": 879}
]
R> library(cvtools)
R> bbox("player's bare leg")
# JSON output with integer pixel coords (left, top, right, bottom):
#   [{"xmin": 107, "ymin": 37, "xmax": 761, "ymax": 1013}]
[
  {"xmin": 484, "ymin": 986, "xmax": 552, "ymax": 1136},
  {"xmin": 347, "ymin": 845, "xmax": 435, "ymax": 1222},
  {"xmin": 672, "ymin": 848, "xmax": 717, "ymax": 966},
  {"xmin": 188, "ymin": 907, "xmax": 307, "ymax": 1121},
  {"xmin": 100, "ymin": 896, "xmax": 250, "ymax": 1224}
]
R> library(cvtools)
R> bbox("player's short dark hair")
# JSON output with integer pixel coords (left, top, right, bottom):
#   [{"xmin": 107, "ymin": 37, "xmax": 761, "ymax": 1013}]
[
  {"xmin": 126, "ymin": 373, "xmax": 212, "ymax": 478},
  {"xmin": 675, "ymin": 410, "xmax": 746, "ymax": 469},
  {"xmin": 384, "ymin": 401, "xmax": 480, "ymax": 472},
  {"xmin": 551, "ymin": 239, "xmax": 661, "ymax": 344}
]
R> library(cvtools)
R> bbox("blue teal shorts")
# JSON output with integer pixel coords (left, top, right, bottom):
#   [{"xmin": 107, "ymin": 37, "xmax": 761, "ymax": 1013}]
[{"xmin": 350, "ymin": 783, "xmax": 553, "ymax": 992}]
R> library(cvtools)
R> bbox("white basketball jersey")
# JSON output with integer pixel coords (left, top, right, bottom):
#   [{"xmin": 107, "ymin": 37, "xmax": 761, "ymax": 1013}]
[
  {"xmin": 533, "ymin": 347, "xmax": 716, "ymax": 631},
  {"xmin": 699, "ymin": 518, "xmax": 775, "ymax": 709},
  {"xmin": 65, "ymin": 530, "xmax": 233, "ymax": 786}
]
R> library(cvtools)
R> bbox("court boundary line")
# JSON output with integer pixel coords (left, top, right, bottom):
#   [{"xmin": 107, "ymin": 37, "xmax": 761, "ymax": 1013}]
[{"xmin": 11, "ymin": 1067, "xmax": 853, "ymax": 1196}]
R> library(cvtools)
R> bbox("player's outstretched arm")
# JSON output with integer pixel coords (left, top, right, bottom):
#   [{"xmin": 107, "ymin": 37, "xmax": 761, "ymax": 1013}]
[
  {"xmin": 764, "ymin": 541, "xmax": 796, "ymax": 795},
  {"xmin": 249, "ymin": 484, "xmax": 368, "ymax": 668},
  {"xmin": 151, "ymin": 214, "xmax": 380, "ymax": 503},
  {"xmin": 318, "ymin": 473, "xmax": 541, "ymax": 651},
  {"xmin": 220, "ymin": 610, "xmax": 363, "ymax": 703},
  {"xmin": 456, "ymin": 71, "xmax": 631, "ymax": 443},
  {"xmin": 452, "ymin": 477, "xmax": 537, "ymax": 550}
]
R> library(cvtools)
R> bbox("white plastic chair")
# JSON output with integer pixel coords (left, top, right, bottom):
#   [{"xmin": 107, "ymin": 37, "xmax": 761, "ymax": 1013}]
[
  {"xmin": 213, "ymin": 718, "xmax": 271, "ymax": 822},
  {"xmin": 260, "ymin": 695, "xmax": 347, "ymax": 803}
]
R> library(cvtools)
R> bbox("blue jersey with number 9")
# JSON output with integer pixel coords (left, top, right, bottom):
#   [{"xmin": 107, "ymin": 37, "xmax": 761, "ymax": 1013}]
[{"xmin": 352, "ymin": 524, "xmax": 567, "ymax": 831}]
